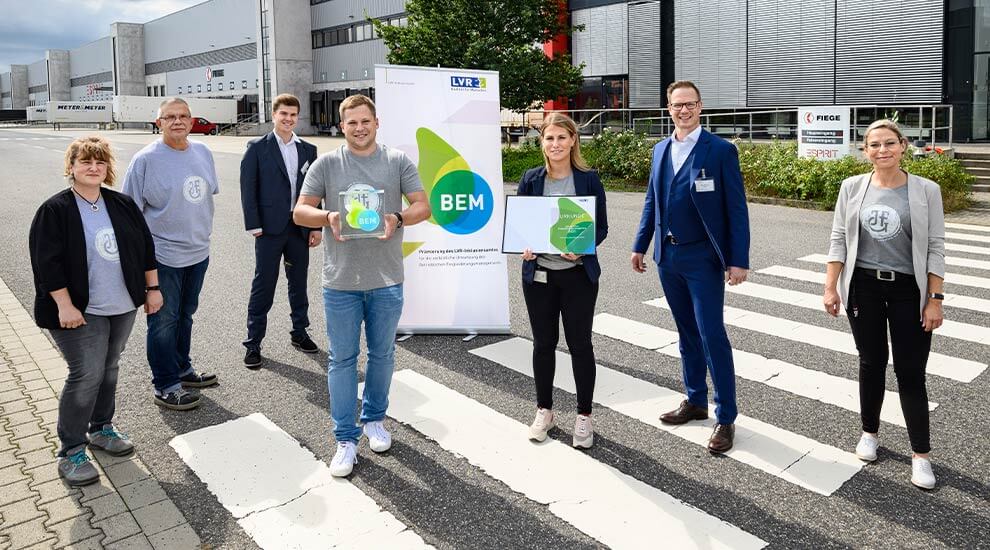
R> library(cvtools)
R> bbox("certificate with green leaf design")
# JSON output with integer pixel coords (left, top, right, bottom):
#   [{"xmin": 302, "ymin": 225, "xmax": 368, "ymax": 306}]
[{"xmin": 501, "ymin": 195, "xmax": 597, "ymax": 255}]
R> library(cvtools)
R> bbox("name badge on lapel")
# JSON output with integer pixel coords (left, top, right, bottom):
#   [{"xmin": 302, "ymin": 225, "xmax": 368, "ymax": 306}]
[
  {"xmin": 695, "ymin": 168, "xmax": 715, "ymax": 193},
  {"xmin": 301, "ymin": 161, "xmax": 310, "ymax": 175}
]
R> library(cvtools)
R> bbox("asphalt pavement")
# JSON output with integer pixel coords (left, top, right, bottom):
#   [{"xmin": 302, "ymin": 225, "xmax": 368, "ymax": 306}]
[{"xmin": 0, "ymin": 127, "xmax": 987, "ymax": 549}]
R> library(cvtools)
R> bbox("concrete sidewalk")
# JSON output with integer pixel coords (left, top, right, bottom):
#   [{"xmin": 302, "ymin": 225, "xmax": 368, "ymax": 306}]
[{"xmin": 0, "ymin": 277, "xmax": 202, "ymax": 549}]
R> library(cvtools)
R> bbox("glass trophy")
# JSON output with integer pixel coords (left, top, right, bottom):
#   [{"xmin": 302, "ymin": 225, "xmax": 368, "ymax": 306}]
[{"xmin": 339, "ymin": 187, "xmax": 385, "ymax": 239}]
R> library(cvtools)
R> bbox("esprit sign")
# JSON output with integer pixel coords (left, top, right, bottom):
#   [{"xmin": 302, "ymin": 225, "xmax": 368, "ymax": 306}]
[{"xmin": 798, "ymin": 106, "xmax": 850, "ymax": 160}]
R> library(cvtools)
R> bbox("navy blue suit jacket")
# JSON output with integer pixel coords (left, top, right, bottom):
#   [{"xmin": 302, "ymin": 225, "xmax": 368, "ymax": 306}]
[
  {"xmin": 632, "ymin": 129, "xmax": 750, "ymax": 269},
  {"xmin": 517, "ymin": 166, "xmax": 609, "ymax": 284},
  {"xmin": 240, "ymin": 132, "xmax": 319, "ymax": 237}
]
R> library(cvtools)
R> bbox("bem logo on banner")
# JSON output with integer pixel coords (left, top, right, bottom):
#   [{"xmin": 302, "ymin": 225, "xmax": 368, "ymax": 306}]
[
  {"xmin": 417, "ymin": 127, "xmax": 493, "ymax": 235},
  {"xmin": 450, "ymin": 76, "xmax": 486, "ymax": 90}
]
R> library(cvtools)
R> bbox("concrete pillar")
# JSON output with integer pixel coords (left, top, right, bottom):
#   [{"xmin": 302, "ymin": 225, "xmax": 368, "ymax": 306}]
[
  {"xmin": 46, "ymin": 50, "xmax": 70, "ymax": 101},
  {"xmin": 10, "ymin": 65, "xmax": 29, "ymax": 109},
  {"xmin": 111, "ymin": 22, "xmax": 146, "ymax": 96},
  {"xmin": 267, "ymin": 0, "xmax": 314, "ymax": 134}
]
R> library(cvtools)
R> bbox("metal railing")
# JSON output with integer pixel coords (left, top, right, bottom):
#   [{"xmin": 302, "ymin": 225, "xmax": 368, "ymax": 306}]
[
  {"xmin": 502, "ymin": 105, "xmax": 955, "ymax": 148},
  {"xmin": 220, "ymin": 113, "xmax": 261, "ymax": 136}
]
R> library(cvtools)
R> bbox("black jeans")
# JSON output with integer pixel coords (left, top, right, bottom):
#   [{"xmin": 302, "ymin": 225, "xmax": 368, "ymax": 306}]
[
  {"xmin": 522, "ymin": 266, "xmax": 598, "ymax": 415},
  {"xmin": 846, "ymin": 268, "xmax": 932, "ymax": 454},
  {"xmin": 49, "ymin": 310, "xmax": 137, "ymax": 456}
]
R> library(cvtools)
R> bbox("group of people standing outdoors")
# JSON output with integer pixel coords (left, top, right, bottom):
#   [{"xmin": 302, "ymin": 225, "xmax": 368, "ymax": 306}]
[{"xmin": 28, "ymin": 79, "xmax": 946, "ymax": 491}]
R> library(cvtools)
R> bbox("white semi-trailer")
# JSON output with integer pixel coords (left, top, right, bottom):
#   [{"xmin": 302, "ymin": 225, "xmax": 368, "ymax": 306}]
[{"xmin": 113, "ymin": 96, "xmax": 238, "ymax": 124}]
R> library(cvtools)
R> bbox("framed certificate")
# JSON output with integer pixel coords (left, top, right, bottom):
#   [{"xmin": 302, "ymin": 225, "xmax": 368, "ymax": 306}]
[
  {"xmin": 501, "ymin": 195, "xmax": 597, "ymax": 255},
  {"xmin": 339, "ymin": 187, "xmax": 385, "ymax": 239}
]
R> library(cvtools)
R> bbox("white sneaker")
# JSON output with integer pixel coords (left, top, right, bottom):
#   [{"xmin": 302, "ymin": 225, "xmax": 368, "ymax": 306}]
[
  {"xmin": 363, "ymin": 421, "xmax": 392, "ymax": 453},
  {"xmin": 528, "ymin": 408, "xmax": 555, "ymax": 442},
  {"xmin": 911, "ymin": 456, "xmax": 936, "ymax": 489},
  {"xmin": 573, "ymin": 414, "xmax": 593, "ymax": 449},
  {"xmin": 330, "ymin": 441, "xmax": 357, "ymax": 477},
  {"xmin": 855, "ymin": 433, "xmax": 879, "ymax": 462}
]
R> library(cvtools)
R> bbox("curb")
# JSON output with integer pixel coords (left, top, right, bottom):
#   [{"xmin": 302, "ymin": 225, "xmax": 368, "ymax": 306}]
[{"xmin": 0, "ymin": 277, "xmax": 204, "ymax": 550}]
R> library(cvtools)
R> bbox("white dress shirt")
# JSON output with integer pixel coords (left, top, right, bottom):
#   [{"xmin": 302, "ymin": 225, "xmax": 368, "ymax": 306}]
[
  {"xmin": 276, "ymin": 131, "xmax": 301, "ymax": 209},
  {"xmin": 670, "ymin": 125, "xmax": 702, "ymax": 174}
]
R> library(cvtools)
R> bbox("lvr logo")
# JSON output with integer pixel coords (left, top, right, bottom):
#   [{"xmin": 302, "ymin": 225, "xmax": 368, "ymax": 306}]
[
  {"xmin": 416, "ymin": 127, "xmax": 493, "ymax": 235},
  {"xmin": 450, "ymin": 76, "xmax": 486, "ymax": 90}
]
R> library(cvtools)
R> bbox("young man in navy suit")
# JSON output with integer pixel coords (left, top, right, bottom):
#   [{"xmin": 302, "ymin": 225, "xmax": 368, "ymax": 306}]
[
  {"xmin": 240, "ymin": 94, "xmax": 322, "ymax": 367},
  {"xmin": 631, "ymin": 81, "xmax": 751, "ymax": 453}
]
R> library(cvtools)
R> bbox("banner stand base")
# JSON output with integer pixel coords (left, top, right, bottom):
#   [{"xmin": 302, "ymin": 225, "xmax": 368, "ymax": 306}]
[
  {"xmin": 396, "ymin": 334, "xmax": 413, "ymax": 342},
  {"xmin": 462, "ymin": 333, "xmax": 478, "ymax": 342}
]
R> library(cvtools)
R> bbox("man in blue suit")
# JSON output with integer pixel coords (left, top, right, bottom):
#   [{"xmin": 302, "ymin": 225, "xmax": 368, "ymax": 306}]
[
  {"xmin": 631, "ymin": 81, "xmax": 750, "ymax": 453},
  {"xmin": 240, "ymin": 94, "xmax": 321, "ymax": 368}
]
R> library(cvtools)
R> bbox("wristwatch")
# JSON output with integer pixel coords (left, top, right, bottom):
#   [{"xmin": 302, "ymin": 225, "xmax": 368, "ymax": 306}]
[
  {"xmin": 927, "ymin": 292, "xmax": 944, "ymax": 300},
  {"xmin": 146, "ymin": 285, "xmax": 161, "ymax": 292},
  {"xmin": 393, "ymin": 212, "xmax": 404, "ymax": 228}
]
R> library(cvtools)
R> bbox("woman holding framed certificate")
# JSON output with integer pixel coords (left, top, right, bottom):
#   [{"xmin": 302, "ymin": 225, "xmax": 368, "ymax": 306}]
[{"xmin": 518, "ymin": 113, "xmax": 608, "ymax": 449}]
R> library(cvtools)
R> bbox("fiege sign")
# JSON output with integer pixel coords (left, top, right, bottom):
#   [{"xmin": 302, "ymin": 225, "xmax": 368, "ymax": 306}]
[{"xmin": 798, "ymin": 107, "xmax": 850, "ymax": 160}]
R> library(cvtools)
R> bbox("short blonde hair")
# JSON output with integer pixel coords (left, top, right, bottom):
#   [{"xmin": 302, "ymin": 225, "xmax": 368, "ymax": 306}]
[
  {"xmin": 64, "ymin": 136, "xmax": 116, "ymax": 186},
  {"xmin": 540, "ymin": 113, "xmax": 590, "ymax": 172},
  {"xmin": 339, "ymin": 94, "xmax": 376, "ymax": 120},
  {"xmin": 666, "ymin": 80, "xmax": 702, "ymax": 102},
  {"xmin": 863, "ymin": 119, "xmax": 908, "ymax": 146}
]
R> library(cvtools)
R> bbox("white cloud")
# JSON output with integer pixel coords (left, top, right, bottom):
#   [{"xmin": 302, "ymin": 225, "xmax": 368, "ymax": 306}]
[{"xmin": 0, "ymin": 0, "xmax": 203, "ymax": 73}]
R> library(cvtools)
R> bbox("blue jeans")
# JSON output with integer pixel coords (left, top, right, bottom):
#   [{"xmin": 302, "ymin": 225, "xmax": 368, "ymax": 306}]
[
  {"xmin": 49, "ymin": 310, "xmax": 136, "ymax": 456},
  {"xmin": 323, "ymin": 284, "xmax": 404, "ymax": 443},
  {"xmin": 147, "ymin": 258, "xmax": 209, "ymax": 393}
]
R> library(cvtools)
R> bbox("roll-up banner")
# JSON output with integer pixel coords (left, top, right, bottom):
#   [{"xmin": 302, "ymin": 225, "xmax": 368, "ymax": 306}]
[{"xmin": 375, "ymin": 64, "xmax": 510, "ymax": 334}]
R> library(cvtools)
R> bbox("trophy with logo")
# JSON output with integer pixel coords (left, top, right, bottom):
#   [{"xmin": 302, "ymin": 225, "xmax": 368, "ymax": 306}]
[{"xmin": 339, "ymin": 184, "xmax": 385, "ymax": 239}]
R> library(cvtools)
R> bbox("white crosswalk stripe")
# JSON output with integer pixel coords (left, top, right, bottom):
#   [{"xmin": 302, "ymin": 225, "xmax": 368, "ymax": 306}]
[
  {"xmin": 386, "ymin": 369, "xmax": 769, "ymax": 549},
  {"xmin": 946, "ymin": 231, "xmax": 990, "ymax": 244},
  {"xmin": 945, "ymin": 222, "xmax": 990, "ymax": 233},
  {"xmin": 946, "ymin": 242, "xmax": 990, "ymax": 256},
  {"xmin": 727, "ymin": 277, "xmax": 990, "ymax": 345},
  {"xmin": 170, "ymin": 413, "xmax": 432, "ymax": 549},
  {"xmin": 588, "ymin": 313, "xmax": 936, "ymax": 428},
  {"xmin": 798, "ymin": 252, "xmax": 990, "ymax": 272},
  {"xmin": 644, "ymin": 299, "xmax": 987, "ymax": 382},
  {"xmin": 470, "ymin": 336, "xmax": 864, "ymax": 495},
  {"xmin": 760, "ymin": 263, "xmax": 990, "ymax": 294},
  {"xmin": 758, "ymin": 264, "xmax": 990, "ymax": 314}
]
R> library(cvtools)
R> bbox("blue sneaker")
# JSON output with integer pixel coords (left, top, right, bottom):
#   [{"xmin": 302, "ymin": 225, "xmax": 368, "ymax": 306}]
[
  {"xmin": 88, "ymin": 424, "xmax": 135, "ymax": 457},
  {"xmin": 58, "ymin": 448, "xmax": 99, "ymax": 487}
]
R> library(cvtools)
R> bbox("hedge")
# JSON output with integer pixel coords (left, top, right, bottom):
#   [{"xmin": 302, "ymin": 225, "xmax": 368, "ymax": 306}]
[{"xmin": 502, "ymin": 132, "xmax": 974, "ymax": 212}]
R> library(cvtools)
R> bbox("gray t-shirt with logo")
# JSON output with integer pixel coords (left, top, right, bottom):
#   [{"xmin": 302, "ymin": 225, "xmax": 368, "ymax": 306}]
[
  {"xmin": 855, "ymin": 183, "xmax": 913, "ymax": 274},
  {"xmin": 537, "ymin": 172, "xmax": 583, "ymax": 271},
  {"xmin": 121, "ymin": 139, "xmax": 219, "ymax": 268},
  {"xmin": 300, "ymin": 143, "xmax": 423, "ymax": 291},
  {"xmin": 74, "ymin": 193, "xmax": 136, "ymax": 316}
]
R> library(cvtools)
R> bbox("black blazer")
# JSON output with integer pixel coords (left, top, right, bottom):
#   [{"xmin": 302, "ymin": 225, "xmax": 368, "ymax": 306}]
[
  {"xmin": 517, "ymin": 166, "xmax": 608, "ymax": 284},
  {"xmin": 29, "ymin": 188, "xmax": 157, "ymax": 329},
  {"xmin": 240, "ymin": 132, "xmax": 320, "ymax": 237}
]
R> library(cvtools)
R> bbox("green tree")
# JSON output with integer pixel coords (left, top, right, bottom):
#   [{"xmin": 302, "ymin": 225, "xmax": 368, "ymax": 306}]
[{"xmin": 373, "ymin": 0, "xmax": 584, "ymax": 111}]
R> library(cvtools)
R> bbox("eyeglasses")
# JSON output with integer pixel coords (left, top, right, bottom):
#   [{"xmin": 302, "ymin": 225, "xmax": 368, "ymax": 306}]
[
  {"xmin": 669, "ymin": 101, "xmax": 699, "ymax": 111},
  {"xmin": 866, "ymin": 140, "xmax": 901, "ymax": 151},
  {"xmin": 160, "ymin": 114, "xmax": 191, "ymax": 123}
]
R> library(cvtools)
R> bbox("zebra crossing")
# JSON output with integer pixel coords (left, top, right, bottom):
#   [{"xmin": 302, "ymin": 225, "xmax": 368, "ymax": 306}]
[{"xmin": 167, "ymin": 221, "xmax": 990, "ymax": 549}]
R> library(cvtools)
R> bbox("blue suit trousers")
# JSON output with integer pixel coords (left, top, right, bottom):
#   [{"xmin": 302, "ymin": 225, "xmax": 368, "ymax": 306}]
[{"xmin": 658, "ymin": 239, "xmax": 737, "ymax": 424}]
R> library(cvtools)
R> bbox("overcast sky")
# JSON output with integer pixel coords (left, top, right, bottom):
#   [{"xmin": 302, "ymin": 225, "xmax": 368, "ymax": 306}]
[{"xmin": 0, "ymin": 0, "xmax": 203, "ymax": 73}]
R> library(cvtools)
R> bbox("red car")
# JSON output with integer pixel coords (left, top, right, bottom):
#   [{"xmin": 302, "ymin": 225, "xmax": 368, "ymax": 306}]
[{"xmin": 191, "ymin": 117, "xmax": 219, "ymax": 135}]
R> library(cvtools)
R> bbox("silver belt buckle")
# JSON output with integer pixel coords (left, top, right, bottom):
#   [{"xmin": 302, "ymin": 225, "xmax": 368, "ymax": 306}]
[{"xmin": 876, "ymin": 270, "xmax": 895, "ymax": 281}]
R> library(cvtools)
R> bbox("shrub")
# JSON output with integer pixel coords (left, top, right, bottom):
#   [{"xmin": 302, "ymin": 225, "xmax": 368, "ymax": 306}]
[
  {"xmin": 583, "ymin": 130, "xmax": 656, "ymax": 186},
  {"xmin": 501, "ymin": 143, "xmax": 544, "ymax": 182},
  {"xmin": 902, "ymin": 154, "xmax": 974, "ymax": 212}
]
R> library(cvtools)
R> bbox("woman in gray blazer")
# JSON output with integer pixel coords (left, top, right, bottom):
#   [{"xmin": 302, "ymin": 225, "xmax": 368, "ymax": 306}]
[{"xmin": 822, "ymin": 119, "xmax": 945, "ymax": 490}]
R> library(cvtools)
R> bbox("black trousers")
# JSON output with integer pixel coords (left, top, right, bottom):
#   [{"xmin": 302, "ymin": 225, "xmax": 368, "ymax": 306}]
[
  {"xmin": 244, "ymin": 224, "xmax": 311, "ymax": 349},
  {"xmin": 522, "ymin": 266, "xmax": 598, "ymax": 415},
  {"xmin": 846, "ymin": 268, "xmax": 932, "ymax": 454}
]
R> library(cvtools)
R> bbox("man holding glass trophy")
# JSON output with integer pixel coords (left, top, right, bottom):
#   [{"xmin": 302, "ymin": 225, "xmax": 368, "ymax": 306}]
[{"xmin": 294, "ymin": 94, "xmax": 431, "ymax": 477}]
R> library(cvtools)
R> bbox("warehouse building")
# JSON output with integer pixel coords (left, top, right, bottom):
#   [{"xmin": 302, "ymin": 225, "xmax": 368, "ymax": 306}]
[{"xmin": 2, "ymin": 0, "xmax": 988, "ymax": 139}]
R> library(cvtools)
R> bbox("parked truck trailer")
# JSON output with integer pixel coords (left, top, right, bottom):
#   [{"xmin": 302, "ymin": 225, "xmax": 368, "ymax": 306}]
[{"xmin": 113, "ymin": 96, "xmax": 238, "ymax": 125}]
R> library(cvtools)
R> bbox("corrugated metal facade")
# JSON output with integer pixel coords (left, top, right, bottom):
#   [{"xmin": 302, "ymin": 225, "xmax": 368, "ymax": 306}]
[
  {"xmin": 571, "ymin": 4, "xmax": 628, "ymax": 77},
  {"xmin": 747, "ymin": 0, "xmax": 835, "ymax": 106},
  {"xmin": 143, "ymin": 0, "xmax": 255, "ymax": 64},
  {"xmin": 628, "ymin": 1, "xmax": 662, "ymax": 108},
  {"xmin": 310, "ymin": 0, "xmax": 405, "ymax": 86},
  {"xmin": 311, "ymin": 0, "xmax": 406, "ymax": 29},
  {"xmin": 675, "ymin": 0, "xmax": 746, "ymax": 108},
  {"xmin": 835, "ymin": 1, "xmax": 943, "ymax": 104}
]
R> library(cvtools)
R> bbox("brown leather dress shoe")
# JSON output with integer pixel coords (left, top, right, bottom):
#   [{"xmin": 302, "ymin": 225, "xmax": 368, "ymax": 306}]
[
  {"xmin": 708, "ymin": 423, "xmax": 735, "ymax": 454},
  {"xmin": 659, "ymin": 400, "xmax": 709, "ymax": 425}
]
